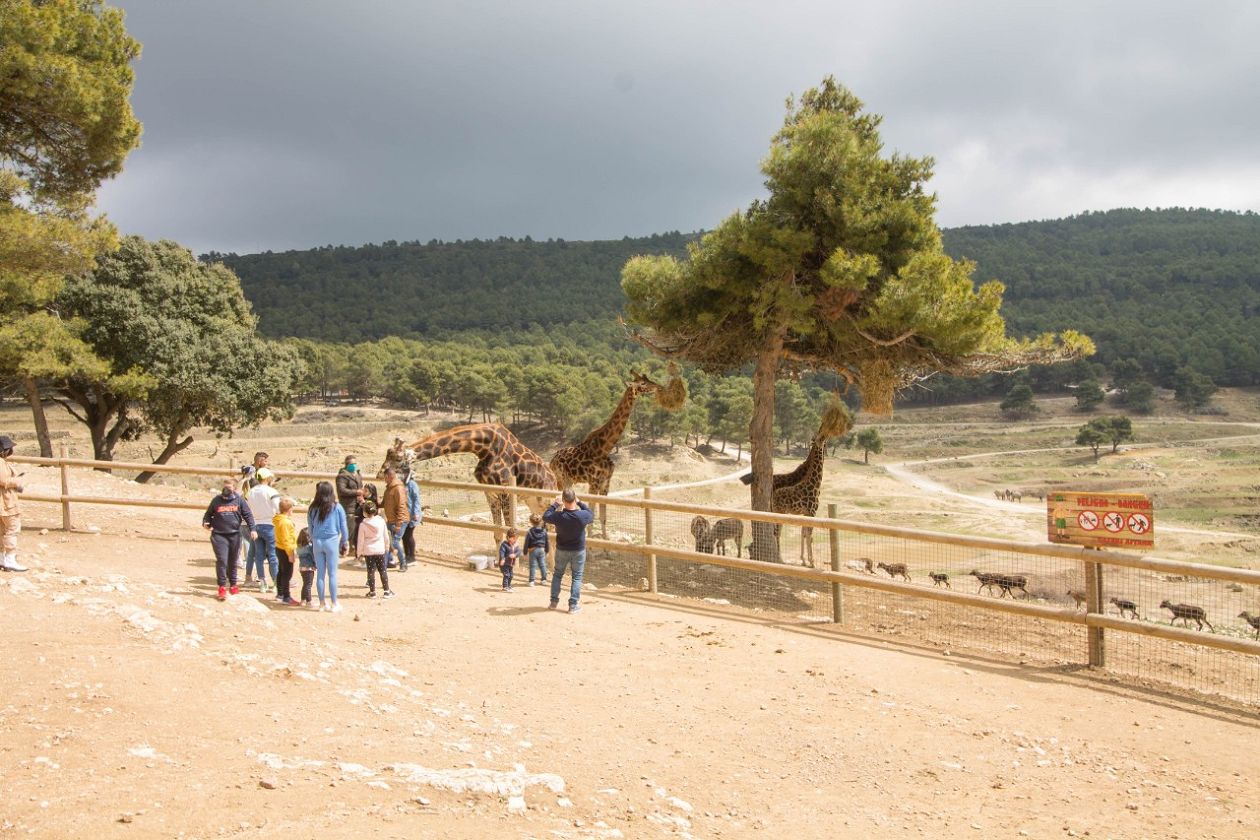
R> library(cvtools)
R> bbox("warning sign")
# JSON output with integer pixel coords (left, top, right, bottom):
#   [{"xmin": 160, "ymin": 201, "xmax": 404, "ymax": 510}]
[{"xmin": 1047, "ymin": 492, "xmax": 1154, "ymax": 549}]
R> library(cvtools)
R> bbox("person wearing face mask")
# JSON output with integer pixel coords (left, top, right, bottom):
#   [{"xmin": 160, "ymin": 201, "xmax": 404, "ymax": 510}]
[
  {"xmin": 336, "ymin": 455, "xmax": 363, "ymax": 550},
  {"xmin": 203, "ymin": 476, "xmax": 257, "ymax": 601}
]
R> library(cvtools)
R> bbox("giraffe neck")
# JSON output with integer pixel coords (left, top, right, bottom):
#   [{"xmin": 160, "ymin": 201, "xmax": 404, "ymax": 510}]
[
  {"xmin": 579, "ymin": 384, "xmax": 645, "ymax": 456},
  {"xmin": 798, "ymin": 436, "xmax": 826, "ymax": 490},
  {"xmin": 408, "ymin": 426, "xmax": 501, "ymax": 461}
]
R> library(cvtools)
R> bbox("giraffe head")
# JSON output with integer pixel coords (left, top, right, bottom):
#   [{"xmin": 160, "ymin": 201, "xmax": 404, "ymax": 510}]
[
  {"xmin": 628, "ymin": 370, "xmax": 663, "ymax": 398},
  {"xmin": 377, "ymin": 437, "xmax": 415, "ymax": 479}
]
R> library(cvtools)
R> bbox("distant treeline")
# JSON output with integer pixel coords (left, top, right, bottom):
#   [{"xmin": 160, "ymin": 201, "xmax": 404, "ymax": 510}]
[
  {"xmin": 925, "ymin": 207, "xmax": 1260, "ymax": 403},
  {"xmin": 210, "ymin": 232, "xmax": 692, "ymax": 340},
  {"xmin": 219, "ymin": 208, "xmax": 1260, "ymax": 408},
  {"xmin": 281, "ymin": 327, "xmax": 837, "ymax": 456}
]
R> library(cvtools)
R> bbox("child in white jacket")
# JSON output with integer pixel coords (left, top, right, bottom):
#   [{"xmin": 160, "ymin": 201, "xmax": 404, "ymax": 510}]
[{"xmin": 356, "ymin": 501, "xmax": 393, "ymax": 598}]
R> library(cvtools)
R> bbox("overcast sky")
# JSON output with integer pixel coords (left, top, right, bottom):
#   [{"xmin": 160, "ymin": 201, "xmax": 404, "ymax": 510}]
[{"xmin": 94, "ymin": 0, "xmax": 1260, "ymax": 255}]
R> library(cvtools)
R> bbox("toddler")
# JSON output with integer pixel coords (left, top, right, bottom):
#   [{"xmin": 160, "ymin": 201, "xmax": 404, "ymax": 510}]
[
  {"xmin": 497, "ymin": 527, "xmax": 521, "ymax": 592},
  {"xmin": 296, "ymin": 527, "xmax": 316, "ymax": 607},
  {"xmin": 524, "ymin": 513, "xmax": 549, "ymax": 585}
]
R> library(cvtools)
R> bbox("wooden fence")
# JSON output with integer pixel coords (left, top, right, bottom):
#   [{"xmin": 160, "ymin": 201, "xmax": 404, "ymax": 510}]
[{"xmin": 12, "ymin": 451, "xmax": 1260, "ymax": 696}]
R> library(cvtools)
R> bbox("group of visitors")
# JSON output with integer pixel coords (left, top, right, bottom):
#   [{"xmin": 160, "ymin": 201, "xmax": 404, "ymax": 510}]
[
  {"xmin": 0, "ymin": 433, "xmax": 594, "ymax": 616},
  {"xmin": 210, "ymin": 461, "xmax": 594, "ymax": 615},
  {"xmin": 203, "ymin": 451, "xmax": 424, "ymax": 612}
]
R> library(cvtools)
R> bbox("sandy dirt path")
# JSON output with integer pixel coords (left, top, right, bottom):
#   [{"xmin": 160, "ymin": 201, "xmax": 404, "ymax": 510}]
[{"xmin": 1, "ymin": 478, "xmax": 1257, "ymax": 839}]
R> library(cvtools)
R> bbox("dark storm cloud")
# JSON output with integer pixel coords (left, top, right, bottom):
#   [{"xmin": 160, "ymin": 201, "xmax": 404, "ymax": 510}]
[{"xmin": 95, "ymin": 0, "xmax": 1260, "ymax": 254}]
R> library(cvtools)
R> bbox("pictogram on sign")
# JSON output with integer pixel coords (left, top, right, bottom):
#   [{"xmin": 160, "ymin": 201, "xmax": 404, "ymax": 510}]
[{"xmin": 1047, "ymin": 492, "xmax": 1154, "ymax": 549}]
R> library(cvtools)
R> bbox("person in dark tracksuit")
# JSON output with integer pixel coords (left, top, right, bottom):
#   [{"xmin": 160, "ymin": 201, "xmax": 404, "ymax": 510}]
[{"xmin": 203, "ymin": 476, "xmax": 256, "ymax": 601}]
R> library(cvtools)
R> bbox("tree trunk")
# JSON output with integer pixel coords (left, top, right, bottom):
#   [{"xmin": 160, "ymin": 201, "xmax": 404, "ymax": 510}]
[
  {"xmin": 22, "ymin": 377, "xmax": 54, "ymax": 458},
  {"xmin": 864, "ymin": 449, "xmax": 869, "ymax": 465},
  {"xmin": 748, "ymin": 333, "xmax": 784, "ymax": 563},
  {"xmin": 135, "ymin": 427, "xmax": 194, "ymax": 484}
]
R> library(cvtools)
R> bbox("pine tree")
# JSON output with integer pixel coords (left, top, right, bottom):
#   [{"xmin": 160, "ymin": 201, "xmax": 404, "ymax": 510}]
[{"xmin": 622, "ymin": 77, "xmax": 1090, "ymax": 560}]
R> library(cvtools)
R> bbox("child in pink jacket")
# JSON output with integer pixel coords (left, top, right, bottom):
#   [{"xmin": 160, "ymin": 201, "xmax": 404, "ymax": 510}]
[{"xmin": 356, "ymin": 501, "xmax": 394, "ymax": 598}]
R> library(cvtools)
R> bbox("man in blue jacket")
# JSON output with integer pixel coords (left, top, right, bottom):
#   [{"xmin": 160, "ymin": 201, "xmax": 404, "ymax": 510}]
[
  {"xmin": 401, "ymin": 465, "xmax": 423, "ymax": 569},
  {"xmin": 543, "ymin": 488, "xmax": 594, "ymax": 614}
]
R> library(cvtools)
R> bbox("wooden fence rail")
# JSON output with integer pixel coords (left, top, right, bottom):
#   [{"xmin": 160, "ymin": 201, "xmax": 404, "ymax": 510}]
[{"xmin": 13, "ymin": 454, "xmax": 1260, "ymax": 668}]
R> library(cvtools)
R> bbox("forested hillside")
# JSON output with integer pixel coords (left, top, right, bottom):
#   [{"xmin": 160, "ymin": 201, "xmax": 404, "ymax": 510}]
[
  {"xmin": 944, "ymin": 208, "xmax": 1260, "ymax": 387},
  {"xmin": 216, "ymin": 208, "xmax": 1260, "ymax": 415},
  {"xmin": 210, "ymin": 232, "xmax": 692, "ymax": 340}
]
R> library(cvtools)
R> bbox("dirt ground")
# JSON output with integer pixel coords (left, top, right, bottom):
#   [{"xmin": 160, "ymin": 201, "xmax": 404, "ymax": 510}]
[
  {"xmin": 3, "ymin": 468, "xmax": 1259, "ymax": 838},
  {"xmin": 2, "ymin": 400, "xmax": 1259, "ymax": 837}
]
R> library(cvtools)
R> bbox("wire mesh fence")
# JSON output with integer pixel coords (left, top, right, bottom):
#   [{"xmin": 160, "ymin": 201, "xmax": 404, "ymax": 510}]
[
  {"xmin": 13, "ymin": 453, "xmax": 1260, "ymax": 709},
  {"xmin": 410, "ymin": 482, "xmax": 1260, "ymax": 708}
]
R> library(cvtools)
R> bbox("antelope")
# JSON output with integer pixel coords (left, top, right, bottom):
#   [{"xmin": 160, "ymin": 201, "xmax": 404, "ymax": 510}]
[
  {"xmin": 1109, "ymin": 596, "xmax": 1139, "ymax": 620},
  {"xmin": 1159, "ymin": 600, "xmax": 1213, "ymax": 632}
]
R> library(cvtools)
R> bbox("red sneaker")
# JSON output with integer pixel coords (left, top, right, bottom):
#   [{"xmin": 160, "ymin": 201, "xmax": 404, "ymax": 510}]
[
  {"xmin": 217, "ymin": 586, "xmax": 226, "ymax": 601},
  {"xmin": 229, "ymin": 585, "xmax": 239, "ymax": 596}
]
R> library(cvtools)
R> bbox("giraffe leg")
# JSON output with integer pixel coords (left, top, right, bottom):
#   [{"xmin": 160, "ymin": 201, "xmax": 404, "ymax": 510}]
[
  {"xmin": 591, "ymin": 475, "xmax": 611, "ymax": 537},
  {"xmin": 802, "ymin": 526, "xmax": 813, "ymax": 567}
]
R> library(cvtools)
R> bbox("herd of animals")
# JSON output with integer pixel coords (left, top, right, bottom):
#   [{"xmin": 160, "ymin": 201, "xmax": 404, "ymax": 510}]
[
  {"xmin": 679, "ymin": 517, "xmax": 1258, "ymax": 637},
  {"xmin": 370, "ymin": 371, "xmax": 1259, "ymax": 640}
]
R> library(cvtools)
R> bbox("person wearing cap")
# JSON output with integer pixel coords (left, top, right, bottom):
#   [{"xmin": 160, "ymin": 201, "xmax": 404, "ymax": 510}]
[
  {"xmin": 246, "ymin": 467, "xmax": 282, "ymax": 593},
  {"xmin": 240, "ymin": 451, "xmax": 270, "ymax": 584},
  {"xmin": 543, "ymin": 488, "xmax": 594, "ymax": 614},
  {"xmin": 0, "ymin": 434, "xmax": 28, "ymax": 572}
]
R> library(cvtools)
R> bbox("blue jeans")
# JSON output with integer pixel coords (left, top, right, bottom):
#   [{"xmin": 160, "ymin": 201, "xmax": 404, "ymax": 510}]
[
  {"xmin": 313, "ymin": 536, "xmax": 340, "ymax": 604},
  {"xmin": 253, "ymin": 523, "xmax": 278, "ymax": 581},
  {"xmin": 550, "ymin": 548, "xmax": 586, "ymax": 608},
  {"xmin": 242, "ymin": 523, "xmax": 260, "ymax": 580},
  {"xmin": 388, "ymin": 524, "xmax": 406, "ymax": 569},
  {"xmin": 528, "ymin": 547, "xmax": 548, "ymax": 582}
]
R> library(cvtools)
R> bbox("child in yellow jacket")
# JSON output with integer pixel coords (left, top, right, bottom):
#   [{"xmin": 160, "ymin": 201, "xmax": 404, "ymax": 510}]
[{"xmin": 273, "ymin": 497, "xmax": 300, "ymax": 605}]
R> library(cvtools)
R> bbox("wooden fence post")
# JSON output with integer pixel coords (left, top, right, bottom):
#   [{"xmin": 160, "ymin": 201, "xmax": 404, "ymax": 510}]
[
  {"xmin": 59, "ymin": 444, "xmax": 72, "ymax": 532},
  {"xmin": 829, "ymin": 503, "xmax": 843, "ymax": 624},
  {"xmin": 1085, "ymin": 552, "xmax": 1105, "ymax": 667},
  {"xmin": 644, "ymin": 486, "xmax": 657, "ymax": 594}
]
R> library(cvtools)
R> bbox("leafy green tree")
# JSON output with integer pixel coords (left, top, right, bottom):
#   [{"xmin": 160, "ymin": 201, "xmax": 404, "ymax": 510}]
[
  {"xmin": 0, "ymin": 0, "xmax": 142, "ymax": 206},
  {"xmin": 56, "ymin": 237, "xmax": 301, "ymax": 471},
  {"xmin": 855, "ymin": 428, "xmax": 883, "ymax": 464},
  {"xmin": 1109, "ymin": 358, "xmax": 1143, "ymax": 393},
  {"xmin": 1074, "ymin": 378, "xmax": 1105, "ymax": 412},
  {"xmin": 999, "ymin": 383, "xmax": 1039, "ymax": 419},
  {"xmin": 0, "ymin": 0, "xmax": 142, "ymax": 454},
  {"xmin": 774, "ymin": 380, "xmax": 819, "ymax": 454},
  {"xmin": 1077, "ymin": 416, "xmax": 1134, "ymax": 461},
  {"xmin": 710, "ymin": 379, "xmax": 754, "ymax": 456},
  {"xmin": 1117, "ymin": 380, "xmax": 1155, "ymax": 414},
  {"xmin": 1173, "ymin": 366, "xmax": 1217, "ymax": 411},
  {"xmin": 1075, "ymin": 422, "xmax": 1106, "ymax": 461},
  {"xmin": 344, "ymin": 342, "xmax": 387, "ymax": 402},
  {"xmin": 622, "ymin": 77, "xmax": 1090, "ymax": 560}
]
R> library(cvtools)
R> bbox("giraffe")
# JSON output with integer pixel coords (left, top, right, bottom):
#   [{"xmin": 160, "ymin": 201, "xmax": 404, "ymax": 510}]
[
  {"xmin": 739, "ymin": 410, "xmax": 848, "ymax": 567},
  {"xmin": 549, "ymin": 372, "xmax": 663, "ymax": 499},
  {"xmin": 377, "ymin": 424, "xmax": 556, "ymax": 530}
]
